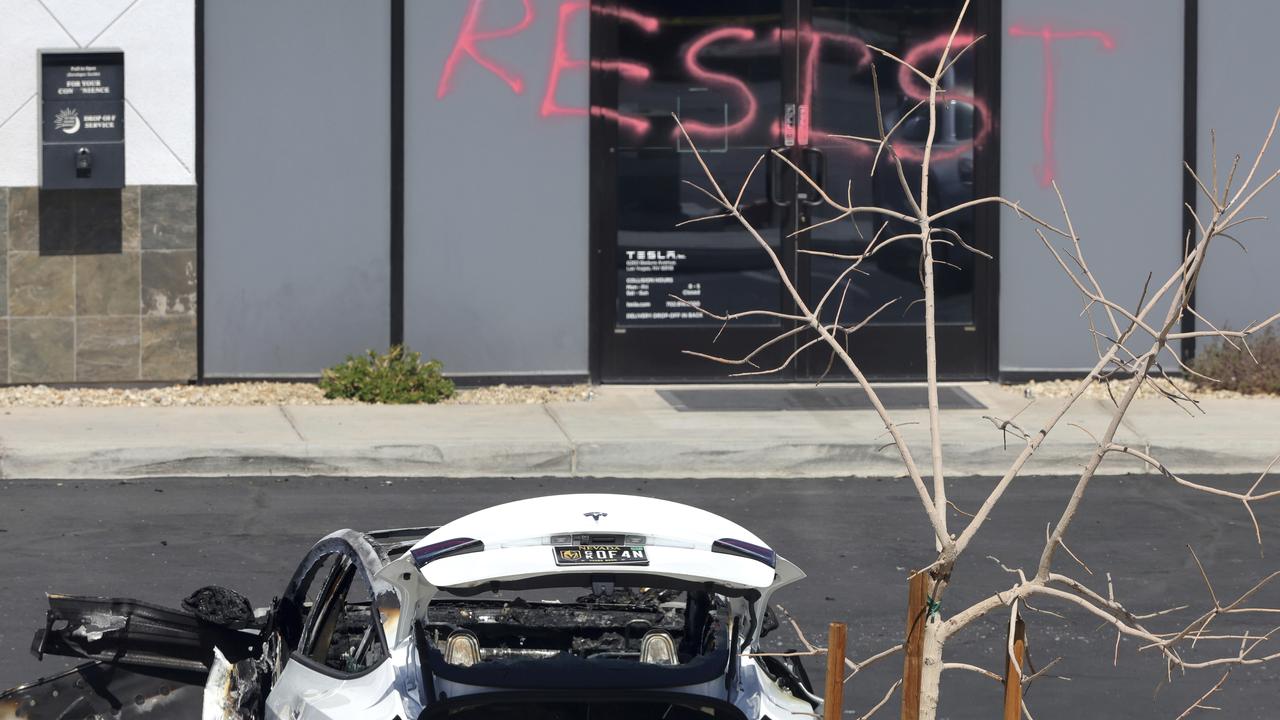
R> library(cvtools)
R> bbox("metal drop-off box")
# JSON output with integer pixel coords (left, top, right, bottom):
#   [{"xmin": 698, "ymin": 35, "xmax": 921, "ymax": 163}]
[{"xmin": 39, "ymin": 50, "xmax": 125, "ymax": 190}]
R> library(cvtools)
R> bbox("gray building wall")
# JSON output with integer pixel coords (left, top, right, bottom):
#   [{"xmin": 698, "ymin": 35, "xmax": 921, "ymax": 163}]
[
  {"xmin": 999, "ymin": 0, "xmax": 1184, "ymax": 372},
  {"xmin": 404, "ymin": 0, "xmax": 589, "ymax": 378},
  {"xmin": 62, "ymin": 1, "xmax": 1265, "ymax": 381},
  {"xmin": 1195, "ymin": 2, "xmax": 1280, "ymax": 338},
  {"xmin": 203, "ymin": 0, "xmax": 391, "ymax": 377}
]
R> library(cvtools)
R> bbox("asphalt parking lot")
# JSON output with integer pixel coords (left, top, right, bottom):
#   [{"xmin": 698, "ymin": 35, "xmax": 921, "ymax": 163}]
[{"xmin": 2, "ymin": 475, "xmax": 1277, "ymax": 718}]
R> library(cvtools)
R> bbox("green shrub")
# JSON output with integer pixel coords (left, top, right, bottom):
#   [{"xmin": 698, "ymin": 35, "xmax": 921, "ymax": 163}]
[
  {"xmin": 1189, "ymin": 329, "xmax": 1280, "ymax": 395},
  {"xmin": 320, "ymin": 346, "xmax": 455, "ymax": 404}
]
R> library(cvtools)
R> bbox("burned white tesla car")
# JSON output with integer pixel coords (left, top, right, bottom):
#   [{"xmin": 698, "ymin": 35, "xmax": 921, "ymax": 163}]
[{"xmin": 2, "ymin": 494, "xmax": 821, "ymax": 719}]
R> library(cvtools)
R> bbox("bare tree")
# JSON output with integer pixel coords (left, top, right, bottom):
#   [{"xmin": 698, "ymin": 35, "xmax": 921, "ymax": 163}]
[{"xmin": 671, "ymin": 2, "xmax": 1280, "ymax": 717}]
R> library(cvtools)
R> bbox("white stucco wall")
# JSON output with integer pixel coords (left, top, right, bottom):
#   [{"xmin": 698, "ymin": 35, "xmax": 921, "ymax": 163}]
[{"xmin": 0, "ymin": 0, "xmax": 194, "ymax": 186}]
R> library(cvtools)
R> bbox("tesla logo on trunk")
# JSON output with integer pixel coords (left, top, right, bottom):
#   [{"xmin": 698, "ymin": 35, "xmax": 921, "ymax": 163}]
[{"xmin": 584, "ymin": 511, "xmax": 607, "ymax": 522}]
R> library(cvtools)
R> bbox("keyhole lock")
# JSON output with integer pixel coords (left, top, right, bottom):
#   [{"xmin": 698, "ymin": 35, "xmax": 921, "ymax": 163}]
[{"xmin": 75, "ymin": 146, "xmax": 92, "ymax": 177}]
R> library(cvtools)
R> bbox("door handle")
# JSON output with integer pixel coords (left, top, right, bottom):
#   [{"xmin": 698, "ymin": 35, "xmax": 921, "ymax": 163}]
[
  {"xmin": 764, "ymin": 148, "xmax": 790, "ymax": 207},
  {"xmin": 799, "ymin": 147, "xmax": 826, "ymax": 206}
]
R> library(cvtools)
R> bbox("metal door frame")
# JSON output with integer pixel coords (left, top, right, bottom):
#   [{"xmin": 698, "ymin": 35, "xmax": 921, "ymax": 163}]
[{"xmin": 588, "ymin": 0, "xmax": 1002, "ymax": 383}]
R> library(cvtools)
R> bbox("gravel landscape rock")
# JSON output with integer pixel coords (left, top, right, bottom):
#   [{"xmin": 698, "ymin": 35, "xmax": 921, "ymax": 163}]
[
  {"xmin": 0, "ymin": 379, "xmax": 1269, "ymax": 408},
  {"xmin": 0, "ymin": 383, "xmax": 593, "ymax": 407},
  {"xmin": 1007, "ymin": 378, "xmax": 1276, "ymax": 401}
]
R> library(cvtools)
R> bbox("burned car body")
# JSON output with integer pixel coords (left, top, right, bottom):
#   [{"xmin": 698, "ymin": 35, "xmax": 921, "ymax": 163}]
[{"xmin": 2, "ymin": 494, "xmax": 820, "ymax": 719}]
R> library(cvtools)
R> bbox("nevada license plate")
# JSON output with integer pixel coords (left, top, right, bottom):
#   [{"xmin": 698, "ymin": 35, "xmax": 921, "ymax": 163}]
[{"xmin": 554, "ymin": 545, "xmax": 649, "ymax": 566}]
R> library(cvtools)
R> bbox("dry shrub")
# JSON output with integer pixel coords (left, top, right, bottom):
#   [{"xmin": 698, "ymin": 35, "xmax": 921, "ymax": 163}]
[{"xmin": 1191, "ymin": 329, "xmax": 1280, "ymax": 394}]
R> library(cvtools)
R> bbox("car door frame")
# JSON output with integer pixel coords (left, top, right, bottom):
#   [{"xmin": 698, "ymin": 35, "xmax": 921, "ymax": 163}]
[{"xmin": 266, "ymin": 531, "xmax": 405, "ymax": 720}]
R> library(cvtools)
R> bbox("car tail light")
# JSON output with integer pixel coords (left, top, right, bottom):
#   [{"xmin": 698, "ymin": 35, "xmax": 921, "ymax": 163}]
[
  {"xmin": 444, "ymin": 631, "xmax": 480, "ymax": 667},
  {"xmin": 639, "ymin": 630, "xmax": 677, "ymax": 665},
  {"xmin": 410, "ymin": 537, "xmax": 483, "ymax": 567},
  {"xmin": 712, "ymin": 538, "xmax": 776, "ymax": 568}
]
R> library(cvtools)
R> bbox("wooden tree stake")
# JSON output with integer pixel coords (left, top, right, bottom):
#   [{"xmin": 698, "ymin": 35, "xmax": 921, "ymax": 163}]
[
  {"xmin": 1002, "ymin": 612, "xmax": 1027, "ymax": 720},
  {"xmin": 825, "ymin": 622, "xmax": 848, "ymax": 720},
  {"xmin": 901, "ymin": 572, "xmax": 928, "ymax": 720}
]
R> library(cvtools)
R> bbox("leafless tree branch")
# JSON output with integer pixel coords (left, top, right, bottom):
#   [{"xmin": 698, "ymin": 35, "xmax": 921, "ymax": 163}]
[{"xmin": 666, "ymin": 0, "xmax": 1280, "ymax": 713}]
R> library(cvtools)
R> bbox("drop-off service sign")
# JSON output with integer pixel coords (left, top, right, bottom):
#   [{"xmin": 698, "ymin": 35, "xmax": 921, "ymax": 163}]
[{"xmin": 40, "ymin": 50, "xmax": 125, "ymax": 189}]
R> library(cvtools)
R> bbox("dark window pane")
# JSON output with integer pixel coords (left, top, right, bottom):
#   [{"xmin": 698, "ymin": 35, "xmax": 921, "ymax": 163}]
[
  {"xmin": 805, "ymin": 0, "xmax": 978, "ymax": 325},
  {"xmin": 613, "ymin": 1, "xmax": 784, "ymax": 327}
]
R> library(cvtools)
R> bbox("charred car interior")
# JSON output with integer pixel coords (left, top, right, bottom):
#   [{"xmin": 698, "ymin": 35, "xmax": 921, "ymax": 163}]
[
  {"xmin": 419, "ymin": 582, "xmax": 738, "ymax": 691},
  {"xmin": 425, "ymin": 587, "xmax": 725, "ymax": 666}
]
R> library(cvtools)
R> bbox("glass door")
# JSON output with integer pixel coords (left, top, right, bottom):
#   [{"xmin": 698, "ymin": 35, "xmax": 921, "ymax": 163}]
[
  {"xmin": 794, "ymin": 0, "xmax": 994, "ymax": 379},
  {"xmin": 594, "ymin": 0, "xmax": 798, "ymax": 381},
  {"xmin": 592, "ymin": 0, "xmax": 994, "ymax": 381}
]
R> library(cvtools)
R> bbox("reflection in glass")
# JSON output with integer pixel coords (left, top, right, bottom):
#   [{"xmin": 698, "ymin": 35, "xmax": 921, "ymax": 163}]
[
  {"xmin": 614, "ymin": 1, "xmax": 783, "ymax": 327},
  {"xmin": 607, "ymin": 0, "xmax": 978, "ymax": 330},
  {"xmin": 805, "ymin": 0, "xmax": 979, "ymax": 326}
]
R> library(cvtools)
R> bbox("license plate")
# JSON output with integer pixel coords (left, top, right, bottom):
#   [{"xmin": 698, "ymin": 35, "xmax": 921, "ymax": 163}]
[{"xmin": 553, "ymin": 545, "xmax": 649, "ymax": 566}]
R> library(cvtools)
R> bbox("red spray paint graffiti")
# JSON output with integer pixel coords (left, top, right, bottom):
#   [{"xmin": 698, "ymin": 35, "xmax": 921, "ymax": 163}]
[
  {"xmin": 592, "ymin": 4, "xmax": 660, "ymax": 34},
  {"xmin": 433, "ymin": 1, "xmax": 1114, "ymax": 176},
  {"xmin": 437, "ymin": 0, "xmax": 535, "ymax": 98},
  {"xmin": 893, "ymin": 33, "xmax": 993, "ymax": 163},
  {"xmin": 792, "ymin": 27, "xmax": 872, "ymax": 113},
  {"xmin": 1008, "ymin": 25, "xmax": 1116, "ymax": 186},
  {"xmin": 678, "ymin": 27, "xmax": 760, "ymax": 139},
  {"xmin": 541, "ymin": 1, "xmax": 655, "ymax": 135},
  {"xmin": 767, "ymin": 27, "xmax": 875, "ymax": 154}
]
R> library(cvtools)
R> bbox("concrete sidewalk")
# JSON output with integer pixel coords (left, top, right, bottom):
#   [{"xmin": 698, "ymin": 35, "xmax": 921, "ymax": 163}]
[{"xmin": 0, "ymin": 383, "xmax": 1275, "ymax": 479}]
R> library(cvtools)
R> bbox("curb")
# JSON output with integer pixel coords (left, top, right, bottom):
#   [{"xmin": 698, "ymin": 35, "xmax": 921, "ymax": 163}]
[{"xmin": 1, "ymin": 439, "xmax": 1270, "ymax": 480}]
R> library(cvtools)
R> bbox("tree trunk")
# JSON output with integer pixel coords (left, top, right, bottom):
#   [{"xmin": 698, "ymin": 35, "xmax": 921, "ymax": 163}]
[{"xmin": 917, "ymin": 614, "xmax": 944, "ymax": 720}]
